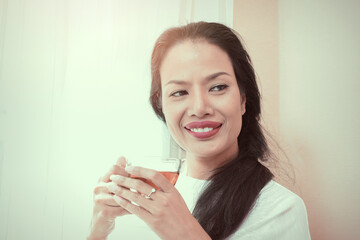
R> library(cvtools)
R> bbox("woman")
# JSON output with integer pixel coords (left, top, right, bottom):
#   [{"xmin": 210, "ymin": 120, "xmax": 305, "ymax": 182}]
[{"xmin": 87, "ymin": 22, "xmax": 311, "ymax": 240}]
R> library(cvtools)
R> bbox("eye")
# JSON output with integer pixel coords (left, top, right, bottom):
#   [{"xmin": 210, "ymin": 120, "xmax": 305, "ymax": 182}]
[
  {"xmin": 210, "ymin": 84, "xmax": 228, "ymax": 92},
  {"xmin": 170, "ymin": 90, "xmax": 188, "ymax": 97}
]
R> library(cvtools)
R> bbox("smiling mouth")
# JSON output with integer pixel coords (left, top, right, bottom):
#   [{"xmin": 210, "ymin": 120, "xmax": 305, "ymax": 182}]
[
  {"xmin": 184, "ymin": 122, "xmax": 222, "ymax": 139},
  {"xmin": 185, "ymin": 126, "xmax": 221, "ymax": 133}
]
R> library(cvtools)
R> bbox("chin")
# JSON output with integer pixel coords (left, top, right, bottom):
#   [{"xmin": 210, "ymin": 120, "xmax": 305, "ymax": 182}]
[{"xmin": 186, "ymin": 146, "xmax": 225, "ymax": 158}]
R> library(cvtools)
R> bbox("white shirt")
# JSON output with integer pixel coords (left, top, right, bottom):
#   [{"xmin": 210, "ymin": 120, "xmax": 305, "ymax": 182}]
[{"xmin": 109, "ymin": 173, "xmax": 311, "ymax": 240}]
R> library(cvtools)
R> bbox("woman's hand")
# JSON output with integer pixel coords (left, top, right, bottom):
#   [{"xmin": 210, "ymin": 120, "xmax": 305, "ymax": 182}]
[
  {"xmin": 109, "ymin": 166, "xmax": 211, "ymax": 240},
  {"xmin": 87, "ymin": 157, "xmax": 131, "ymax": 240}
]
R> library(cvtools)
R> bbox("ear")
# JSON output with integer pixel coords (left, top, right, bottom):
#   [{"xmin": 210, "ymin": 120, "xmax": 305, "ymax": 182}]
[{"xmin": 241, "ymin": 95, "xmax": 246, "ymax": 115}]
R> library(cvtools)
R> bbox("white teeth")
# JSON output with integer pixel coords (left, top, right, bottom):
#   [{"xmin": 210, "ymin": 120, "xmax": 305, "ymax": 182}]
[
  {"xmin": 204, "ymin": 127, "xmax": 212, "ymax": 132},
  {"xmin": 190, "ymin": 127, "xmax": 213, "ymax": 133}
]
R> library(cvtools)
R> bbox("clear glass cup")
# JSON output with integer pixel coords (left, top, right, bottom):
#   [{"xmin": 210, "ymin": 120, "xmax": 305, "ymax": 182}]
[{"xmin": 126, "ymin": 155, "xmax": 182, "ymax": 190}]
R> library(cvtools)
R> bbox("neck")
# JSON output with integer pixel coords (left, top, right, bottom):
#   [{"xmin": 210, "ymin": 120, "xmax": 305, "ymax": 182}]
[{"xmin": 184, "ymin": 143, "xmax": 239, "ymax": 180}]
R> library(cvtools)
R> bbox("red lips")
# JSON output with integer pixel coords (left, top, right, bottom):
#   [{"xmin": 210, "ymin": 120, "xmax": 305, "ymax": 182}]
[
  {"xmin": 184, "ymin": 121, "xmax": 222, "ymax": 139},
  {"xmin": 185, "ymin": 121, "xmax": 222, "ymax": 129}
]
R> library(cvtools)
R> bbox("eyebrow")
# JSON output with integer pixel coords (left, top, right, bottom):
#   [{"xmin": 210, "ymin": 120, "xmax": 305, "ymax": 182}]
[{"xmin": 164, "ymin": 72, "xmax": 231, "ymax": 86}]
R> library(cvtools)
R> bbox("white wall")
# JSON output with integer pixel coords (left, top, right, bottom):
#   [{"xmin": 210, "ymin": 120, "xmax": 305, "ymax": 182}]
[
  {"xmin": 278, "ymin": 0, "xmax": 360, "ymax": 239},
  {"xmin": 0, "ymin": 1, "xmax": 170, "ymax": 239},
  {"xmin": 0, "ymin": 0, "xmax": 233, "ymax": 239},
  {"xmin": 234, "ymin": 0, "xmax": 360, "ymax": 239}
]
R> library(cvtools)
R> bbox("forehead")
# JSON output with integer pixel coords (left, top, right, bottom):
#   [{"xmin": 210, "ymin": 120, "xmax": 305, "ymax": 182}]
[{"xmin": 159, "ymin": 40, "xmax": 234, "ymax": 84}]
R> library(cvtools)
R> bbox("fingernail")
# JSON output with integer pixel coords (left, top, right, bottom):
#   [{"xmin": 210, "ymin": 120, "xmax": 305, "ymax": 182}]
[
  {"xmin": 113, "ymin": 195, "xmax": 125, "ymax": 205},
  {"xmin": 110, "ymin": 175, "xmax": 120, "ymax": 181},
  {"xmin": 125, "ymin": 165, "xmax": 134, "ymax": 173},
  {"xmin": 107, "ymin": 184, "xmax": 118, "ymax": 193}
]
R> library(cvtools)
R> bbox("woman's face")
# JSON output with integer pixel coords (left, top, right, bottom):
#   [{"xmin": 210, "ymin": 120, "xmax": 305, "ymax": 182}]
[{"xmin": 160, "ymin": 40, "xmax": 246, "ymax": 160}]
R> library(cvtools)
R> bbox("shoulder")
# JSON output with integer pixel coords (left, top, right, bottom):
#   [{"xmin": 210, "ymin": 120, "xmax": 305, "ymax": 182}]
[
  {"xmin": 228, "ymin": 180, "xmax": 311, "ymax": 240},
  {"xmin": 257, "ymin": 180, "xmax": 307, "ymax": 214},
  {"xmin": 252, "ymin": 180, "xmax": 309, "ymax": 225}
]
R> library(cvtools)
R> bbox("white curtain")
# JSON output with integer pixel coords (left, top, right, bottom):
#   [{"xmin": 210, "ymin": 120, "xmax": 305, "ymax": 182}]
[{"xmin": 0, "ymin": 0, "xmax": 233, "ymax": 239}]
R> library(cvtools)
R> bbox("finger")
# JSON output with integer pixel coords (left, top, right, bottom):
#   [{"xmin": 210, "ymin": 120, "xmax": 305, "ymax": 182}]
[
  {"xmin": 125, "ymin": 166, "xmax": 174, "ymax": 192},
  {"xmin": 108, "ymin": 177, "xmax": 158, "ymax": 211},
  {"xmin": 94, "ymin": 193, "xmax": 124, "ymax": 207},
  {"xmin": 100, "ymin": 159, "xmax": 129, "ymax": 183},
  {"xmin": 93, "ymin": 192, "xmax": 132, "ymax": 217},
  {"xmin": 108, "ymin": 181, "xmax": 159, "ymax": 213},
  {"xmin": 97, "ymin": 206, "xmax": 130, "ymax": 219},
  {"xmin": 113, "ymin": 195, "xmax": 152, "ymax": 222},
  {"xmin": 94, "ymin": 181, "xmax": 129, "ymax": 195},
  {"xmin": 109, "ymin": 175, "xmax": 156, "ymax": 198},
  {"xmin": 94, "ymin": 181, "xmax": 115, "ymax": 195},
  {"xmin": 116, "ymin": 156, "xmax": 127, "ymax": 168},
  {"xmin": 100, "ymin": 165, "xmax": 120, "ymax": 183}
]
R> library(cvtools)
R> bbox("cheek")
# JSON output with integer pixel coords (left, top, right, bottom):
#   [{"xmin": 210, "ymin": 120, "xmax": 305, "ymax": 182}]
[
  {"xmin": 223, "ymin": 95, "xmax": 244, "ymax": 131},
  {"xmin": 228, "ymin": 110, "xmax": 243, "ymax": 131},
  {"xmin": 163, "ymin": 106, "xmax": 187, "ymax": 148},
  {"xmin": 163, "ymin": 103, "xmax": 182, "ymax": 132}
]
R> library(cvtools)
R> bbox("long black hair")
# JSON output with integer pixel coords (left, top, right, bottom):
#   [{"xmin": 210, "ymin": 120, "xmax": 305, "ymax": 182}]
[{"xmin": 150, "ymin": 22, "xmax": 273, "ymax": 240}]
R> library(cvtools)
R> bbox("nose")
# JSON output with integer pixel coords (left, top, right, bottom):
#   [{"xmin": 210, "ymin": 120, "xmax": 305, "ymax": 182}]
[{"xmin": 187, "ymin": 90, "xmax": 213, "ymax": 118}]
